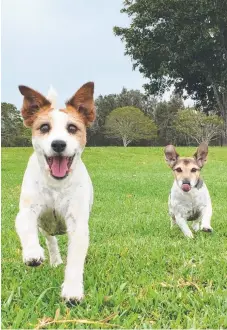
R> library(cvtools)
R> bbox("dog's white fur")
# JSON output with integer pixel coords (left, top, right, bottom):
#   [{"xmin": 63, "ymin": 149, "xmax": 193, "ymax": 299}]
[
  {"xmin": 168, "ymin": 180, "xmax": 212, "ymax": 238},
  {"xmin": 15, "ymin": 83, "xmax": 94, "ymax": 302},
  {"xmin": 165, "ymin": 143, "xmax": 213, "ymax": 239},
  {"xmin": 47, "ymin": 85, "xmax": 58, "ymax": 108}
]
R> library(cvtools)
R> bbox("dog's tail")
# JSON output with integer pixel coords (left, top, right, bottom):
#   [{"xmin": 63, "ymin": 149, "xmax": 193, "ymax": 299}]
[{"xmin": 47, "ymin": 85, "xmax": 57, "ymax": 108}]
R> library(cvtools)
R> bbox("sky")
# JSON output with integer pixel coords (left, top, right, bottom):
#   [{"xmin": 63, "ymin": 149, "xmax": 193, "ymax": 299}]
[{"xmin": 1, "ymin": 0, "xmax": 193, "ymax": 109}]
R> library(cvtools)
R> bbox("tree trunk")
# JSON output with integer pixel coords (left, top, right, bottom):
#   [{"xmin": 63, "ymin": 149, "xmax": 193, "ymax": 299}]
[
  {"xmin": 122, "ymin": 136, "xmax": 127, "ymax": 147},
  {"xmin": 212, "ymin": 83, "xmax": 227, "ymax": 145}
]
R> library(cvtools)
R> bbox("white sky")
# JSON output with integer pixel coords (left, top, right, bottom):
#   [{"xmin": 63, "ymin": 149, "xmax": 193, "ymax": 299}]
[{"xmin": 1, "ymin": 0, "xmax": 193, "ymax": 108}]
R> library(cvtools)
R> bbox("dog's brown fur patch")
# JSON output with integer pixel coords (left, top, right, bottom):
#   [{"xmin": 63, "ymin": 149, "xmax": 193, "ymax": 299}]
[
  {"xmin": 66, "ymin": 82, "xmax": 95, "ymax": 126},
  {"xmin": 61, "ymin": 107, "xmax": 87, "ymax": 146},
  {"xmin": 31, "ymin": 110, "xmax": 53, "ymax": 137},
  {"xmin": 173, "ymin": 157, "xmax": 201, "ymax": 183},
  {"xmin": 19, "ymin": 82, "xmax": 95, "ymax": 148},
  {"xmin": 19, "ymin": 86, "xmax": 52, "ymax": 127}
]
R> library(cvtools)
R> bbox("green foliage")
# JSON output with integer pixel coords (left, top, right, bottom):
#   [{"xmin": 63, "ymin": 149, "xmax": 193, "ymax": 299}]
[
  {"xmin": 88, "ymin": 88, "xmax": 156, "ymax": 146},
  {"xmin": 104, "ymin": 106, "xmax": 157, "ymax": 146},
  {"xmin": 1, "ymin": 102, "xmax": 31, "ymax": 147},
  {"xmin": 114, "ymin": 0, "xmax": 227, "ymax": 142},
  {"xmin": 174, "ymin": 109, "xmax": 224, "ymax": 144},
  {"xmin": 153, "ymin": 94, "xmax": 184, "ymax": 144},
  {"xmin": 2, "ymin": 147, "xmax": 227, "ymax": 328}
]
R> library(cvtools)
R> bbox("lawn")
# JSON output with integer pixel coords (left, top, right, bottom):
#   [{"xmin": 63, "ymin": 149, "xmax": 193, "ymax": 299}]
[{"xmin": 1, "ymin": 146, "xmax": 227, "ymax": 329}]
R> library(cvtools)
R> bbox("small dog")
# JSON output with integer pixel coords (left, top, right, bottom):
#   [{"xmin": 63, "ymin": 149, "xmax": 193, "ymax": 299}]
[
  {"xmin": 164, "ymin": 143, "xmax": 213, "ymax": 238},
  {"xmin": 15, "ymin": 82, "xmax": 95, "ymax": 303}
]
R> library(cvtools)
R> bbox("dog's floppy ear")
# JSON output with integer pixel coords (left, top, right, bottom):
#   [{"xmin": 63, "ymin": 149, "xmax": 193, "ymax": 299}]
[
  {"xmin": 19, "ymin": 85, "xmax": 51, "ymax": 127},
  {"xmin": 164, "ymin": 145, "xmax": 179, "ymax": 168},
  {"xmin": 194, "ymin": 142, "xmax": 208, "ymax": 168},
  {"xmin": 66, "ymin": 82, "xmax": 95, "ymax": 126}
]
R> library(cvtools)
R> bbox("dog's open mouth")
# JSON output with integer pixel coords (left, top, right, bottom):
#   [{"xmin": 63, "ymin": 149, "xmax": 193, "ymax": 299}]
[
  {"xmin": 182, "ymin": 183, "xmax": 191, "ymax": 192},
  {"xmin": 45, "ymin": 155, "xmax": 74, "ymax": 179}
]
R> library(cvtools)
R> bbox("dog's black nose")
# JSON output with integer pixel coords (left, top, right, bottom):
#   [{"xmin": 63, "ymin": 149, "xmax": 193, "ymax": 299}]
[
  {"xmin": 183, "ymin": 179, "xmax": 190, "ymax": 185},
  {"xmin": 51, "ymin": 140, "xmax": 66, "ymax": 153}
]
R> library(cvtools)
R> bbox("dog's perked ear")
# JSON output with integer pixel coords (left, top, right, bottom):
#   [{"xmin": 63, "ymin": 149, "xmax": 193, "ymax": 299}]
[
  {"xmin": 19, "ymin": 86, "xmax": 51, "ymax": 127},
  {"xmin": 164, "ymin": 145, "xmax": 179, "ymax": 168},
  {"xmin": 194, "ymin": 142, "xmax": 208, "ymax": 168},
  {"xmin": 66, "ymin": 82, "xmax": 95, "ymax": 126}
]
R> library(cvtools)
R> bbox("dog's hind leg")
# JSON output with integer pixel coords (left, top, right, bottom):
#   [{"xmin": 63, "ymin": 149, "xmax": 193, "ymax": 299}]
[
  {"xmin": 40, "ymin": 229, "xmax": 63, "ymax": 267},
  {"xmin": 192, "ymin": 219, "xmax": 200, "ymax": 232}
]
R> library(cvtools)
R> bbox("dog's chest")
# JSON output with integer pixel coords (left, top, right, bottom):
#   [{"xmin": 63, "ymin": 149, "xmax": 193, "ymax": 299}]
[
  {"xmin": 38, "ymin": 208, "xmax": 67, "ymax": 236},
  {"xmin": 38, "ymin": 188, "xmax": 69, "ymax": 236},
  {"xmin": 169, "ymin": 187, "xmax": 206, "ymax": 220}
]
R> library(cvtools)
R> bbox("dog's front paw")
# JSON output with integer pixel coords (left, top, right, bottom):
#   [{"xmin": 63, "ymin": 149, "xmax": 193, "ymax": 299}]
[
  {"xmin": 201, "ymin": 225, "xmax": 213, "ymax": 233},
  {"xmin": 184, "ymin": 231, "xmax": 194, "ymax": 239},
  {"xmin": 23, "ymin": 246, "xmax": 45, "ymax": 266},
  {"xmin": 61, "ymin": 281, "xmax": 84, "ymax": 305}
]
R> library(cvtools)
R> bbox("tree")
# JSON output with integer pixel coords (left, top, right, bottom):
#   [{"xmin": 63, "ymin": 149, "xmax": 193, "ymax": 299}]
[
  {"xmin": 1, "ymin": 102, "xmax": 31, "ymax": 147},
  {"xmin": 114, "ymin": 0, "xmax": 227, "ymax": 144},
  {"xmin": 174, "ymin": 109, "xmax": 223, "ymax": 144},
  {"xmin": 116, "ymin": 87, "xmax": 156, "ymax": 117},
  {"xmin": 88, "ymin": 88, "xmax": 156, "ymax": 146},
  {"xmin": 153, "ymin": 94, "xmax": 184, "ymax": 144},
  {"xmin": 104, "ymin": 106, "xmax": 157, "ymax": 146},
  {"xmin": 94, "ymin": 88, "xmax": 156, "ymax": 128}
]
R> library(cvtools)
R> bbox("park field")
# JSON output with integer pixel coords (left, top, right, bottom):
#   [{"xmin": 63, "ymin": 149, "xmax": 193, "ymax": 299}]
[{"xmin": 1, "ymin": 147, "xmax": 227, "ymax": 329}]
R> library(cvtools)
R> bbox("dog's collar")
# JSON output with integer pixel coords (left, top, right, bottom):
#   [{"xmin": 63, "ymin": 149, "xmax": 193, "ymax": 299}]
[{"xmin": 195, "ymin": 178, "xmax": 203, "ymax": 189}]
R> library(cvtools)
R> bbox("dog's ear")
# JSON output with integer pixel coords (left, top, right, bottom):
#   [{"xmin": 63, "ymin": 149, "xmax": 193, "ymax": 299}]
[
  {"xmin": 194, "ymin": 142, "xmax": 208, "ymax": 168},
  {"xmin": 164, "ymin": 145, "xmax": 179, "ymax": 168},
  {"xmin": 19, "ymin": 86, "xmax": 51, "ymax": 127},
  {"xmin": 66, "ymin": 82, "xmax": 95, "ymax": 126}
]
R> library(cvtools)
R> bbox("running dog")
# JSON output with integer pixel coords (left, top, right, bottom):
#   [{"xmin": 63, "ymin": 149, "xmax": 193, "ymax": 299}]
[
  {"xmin": 16, "ymin": 82, "xmax": 95, "ymax": 303},
  {"xmin": 164, "ymin": 143, "xmax": 213, "ymax": 238}
]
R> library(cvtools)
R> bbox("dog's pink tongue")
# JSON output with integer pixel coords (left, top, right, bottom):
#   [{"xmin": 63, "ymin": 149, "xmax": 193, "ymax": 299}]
[
  {"xmin": 182, "ymin": 184, "xmax": 191, "ymax": 192},
  {"xmin": 51, "ymin": 157, "xmax": 68, "ymax": 178}
]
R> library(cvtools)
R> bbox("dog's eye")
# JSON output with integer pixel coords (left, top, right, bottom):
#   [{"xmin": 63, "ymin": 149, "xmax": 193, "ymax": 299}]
[
  {"xmin": 175, "ymin": 168, "xmax": 182, "ymax": 173},
  {"xmin": 191, "ymin": 168, "xmax": 198, "ymax": 172},
  {"xmin": 67, "ymin": 124, "xmax": 77, "ymax": 134},
  {"xmin": 40, "ymin": 124, "xmax": 50, "ymax": 134}
]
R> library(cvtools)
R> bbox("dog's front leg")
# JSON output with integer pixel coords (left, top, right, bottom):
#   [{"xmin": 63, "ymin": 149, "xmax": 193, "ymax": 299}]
[
  {"xmin": 61, "ymin": 213, "xmax": 89, "ymax": 303},
  {"xmin": 201, "ymin": 205, "xmax": 213, "ymax": 232},
  {"xmin": 16, "ymin": 207, "xmax": 45, "ymax": 266},
  {"xmin": 175, "ymin": 215, "xmax": 194, "ymax": 238}
]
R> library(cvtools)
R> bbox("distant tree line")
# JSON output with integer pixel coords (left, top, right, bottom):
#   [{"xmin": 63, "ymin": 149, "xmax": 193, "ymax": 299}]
[
  {"xmin": 1, "ymin": 102, "xmax": 31, "ymax": 147},
  {"xmin": 114, "ymin": 0, "xmax": 227, "ymax": 145},
  {"xmin": 1, "ymin": 87, "xmax": 224, "ymax": 147}
]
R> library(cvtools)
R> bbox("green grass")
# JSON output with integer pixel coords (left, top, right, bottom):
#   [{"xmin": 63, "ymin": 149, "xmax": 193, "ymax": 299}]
[{"xmin": 2, "ymin": 147, "xmax": 227, "ymax": 329}]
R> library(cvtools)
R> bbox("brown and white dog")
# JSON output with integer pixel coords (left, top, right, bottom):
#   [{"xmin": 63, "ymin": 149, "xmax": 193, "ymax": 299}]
[
  {"xmin": 15, "ymin": 82, "xmax": 95, "ymax": 303},
  {"xmin": 164, "ymin": 143, "xmax": 213, "ymax": 238}
]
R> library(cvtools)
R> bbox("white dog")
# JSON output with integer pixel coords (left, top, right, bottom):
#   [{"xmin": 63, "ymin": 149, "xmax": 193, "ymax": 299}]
[
  {"xmin": 164, "ymin": 143, "xmax": 213, "ymax": 238},
  {"xmin": 15, "ymin": 82, "xmax": 95, "ymax": 303}
]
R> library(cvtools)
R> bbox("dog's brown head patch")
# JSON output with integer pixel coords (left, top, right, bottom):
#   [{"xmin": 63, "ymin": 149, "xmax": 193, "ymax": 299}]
[
  {"xmin": 19, "ymin": 86, "xmax": 52, "ymax": 127},
  {"xmin": 164, "ymin": 143, "xmax": 209, "ymax": 192},
  {"xmin": 65, "ymin": 82, "xmax": 95, "ymax": 127},
  {"xmin": 164, "ymin": 145, "xmax": 179, "ymax": 168},
  {"xmin": 193, "ymin": 142, "xmax": 208, "ymax": 168}
]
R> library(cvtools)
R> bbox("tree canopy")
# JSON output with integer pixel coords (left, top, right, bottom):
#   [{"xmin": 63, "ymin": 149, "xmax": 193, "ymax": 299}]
[
  {"xmin": 114, "ymin": 0, "xmax": 227, "ymax": 143},
  {"xmin": 153, "ymin": 95, "xmax": 184, "ymax": 145},
  {"xmin": 174, "ymin": 109, "xmax": 223, "ymax": 144},
  {"xmin": 88, "ymin": 87, "xmax": 156, "ymax": 145},
  {"xmin": 1, "ymin": 102, "xmax": 31, "ymax": 147},
  {"xmin": 104, "ymin": 106, "xmax": 157, "ymax": 146}
]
